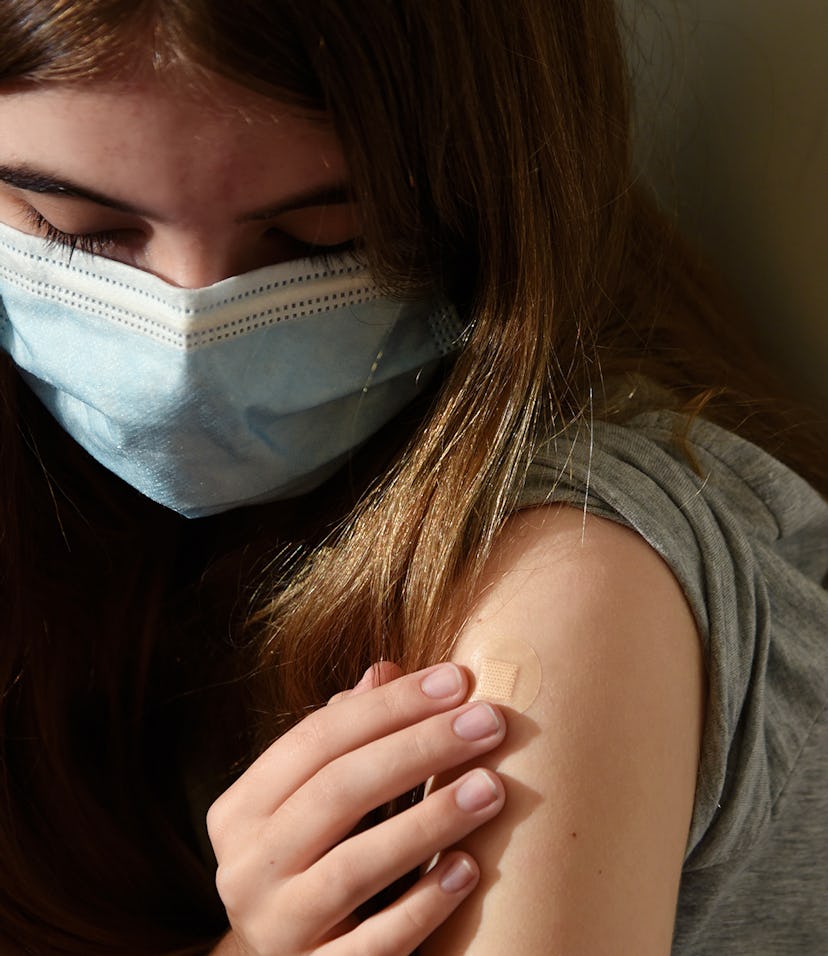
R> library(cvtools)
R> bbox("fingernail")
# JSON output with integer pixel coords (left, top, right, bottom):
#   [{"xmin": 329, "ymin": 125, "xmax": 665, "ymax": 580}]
[
  {"xmin": 420, "ymin": 663, "xmax": 463, "ymax": 699},
  {"xmin": 455, "ymin": 769, "xmax": 500, "ymax": 812},
  {"xmin": 440, "ymin": 857, "xmax": 476, "ymax": 893},
  {"xmin": 452, "ymin": 702, "xmax": 500, "ymax": 741}
]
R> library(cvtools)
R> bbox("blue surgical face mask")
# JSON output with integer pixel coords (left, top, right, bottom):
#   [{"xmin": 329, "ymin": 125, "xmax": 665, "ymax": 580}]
[{"xmin": 0, "ymin": 222, "xmax": 463, "ymax": 518}]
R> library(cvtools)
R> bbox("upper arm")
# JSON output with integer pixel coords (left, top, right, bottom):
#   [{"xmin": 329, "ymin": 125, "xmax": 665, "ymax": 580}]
[{"xmin": 421, "ymin": 505, "xmax": 706, "ymax": 955}]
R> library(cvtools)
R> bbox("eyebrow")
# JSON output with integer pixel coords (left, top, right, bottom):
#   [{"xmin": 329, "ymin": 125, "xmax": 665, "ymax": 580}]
[{"xmin": 0, "ymin": 163, "xmax": 353, "ymax": 222}]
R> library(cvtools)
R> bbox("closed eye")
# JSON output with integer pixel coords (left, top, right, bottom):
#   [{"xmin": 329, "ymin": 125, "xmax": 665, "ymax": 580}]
[
  {"xmin": 292, "ymin": 236, "xmax": 358, "ymax": 260},
  {"xmin": 24, "ymin": 207, "xmax": 127, "ymax": 258},
  {"xmin": 22, "ymin": 207, "xmax": 359, "ymax": 270}
]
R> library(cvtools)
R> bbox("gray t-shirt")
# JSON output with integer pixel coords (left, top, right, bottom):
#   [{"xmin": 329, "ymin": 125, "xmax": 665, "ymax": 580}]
[{"xmin": 519, "ymin": 410, "xmax": 828, "ymax": 954}]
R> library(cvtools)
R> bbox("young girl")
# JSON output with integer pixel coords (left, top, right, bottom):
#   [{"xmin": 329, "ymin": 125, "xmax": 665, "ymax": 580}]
[{"xmin": 0, "ymin": 2, "xmax": 825, "ymax": 954}]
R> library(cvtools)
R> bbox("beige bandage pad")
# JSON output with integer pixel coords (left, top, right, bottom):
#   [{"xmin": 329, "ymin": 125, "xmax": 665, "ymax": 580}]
[{"xmin": 467, "ymin": 637, "xmax": 542, "ymax": 713}]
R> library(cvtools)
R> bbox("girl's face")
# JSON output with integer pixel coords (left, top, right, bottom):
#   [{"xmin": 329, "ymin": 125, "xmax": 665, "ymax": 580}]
[{"xmin": 0, "ymin": 74, "xmax": 359, "ymax": 287}]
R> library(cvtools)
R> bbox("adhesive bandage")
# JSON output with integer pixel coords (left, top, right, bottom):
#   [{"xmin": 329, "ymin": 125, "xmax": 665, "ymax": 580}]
[{"xmin": 467, "ymin": 637, "xmax": 542, "ymax": 713}]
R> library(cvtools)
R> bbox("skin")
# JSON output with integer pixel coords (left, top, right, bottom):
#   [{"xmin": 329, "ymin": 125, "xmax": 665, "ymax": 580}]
[
  {"xmin": 423, "ymin": 507, "xmax": 705, "ymax": 954},
  {"xmin": 0, "ymin": 75, "xmax": 360, "ymax": 286},
  {"xmin": 0, "ymin": 75, "xmax": 706, "ymax": 954}
]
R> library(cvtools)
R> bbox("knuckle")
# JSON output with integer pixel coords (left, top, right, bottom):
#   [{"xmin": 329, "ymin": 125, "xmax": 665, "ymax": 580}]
[
  {"xmin": 340, "ymin": 889, "xmax": 441, "ymax": 956},
  {"xmin": 287, "ymin": 867, "xmax": 347, "ymax": 931},
  {"xmin": 408, "ymin": 801, "xmax": 447, "ymax": 851},
  {"xmin": 285, "ymin": 706, "xmax": 329, "ymax": 756},
  {"xmin": 215, "ymin": 868, "xmax": 288, "ymax": 955},
  {"xmin": 408, "ymin": 722, "xmax": 441, "ymax": 768},
  {"xmin": 377, "ymin": 681, "xmax": 410, "ymax": 723},
  {"xmin": 319, "ymin": 847, "xmax": 369, "ymax": 908},
  {"xmin": 312, "ymin": 758, "xmax": 360, "ymax": 808},
  {"xmin": 214, "ymin": 861, "xmax": 245, "ymax": 915},
  {"xmin": 241, "ymin": 916, "xmax": 283, "ymax": 956},
  {"xmin": 403, "ymin": 903, "xmax": 431, "ymax": 938},
  {"xmin": 360, "ymin": 676, "xmax": 414, "ymax": 731},
  {"xmin": 205, "ymin": 795, "xmax": 231, "ymax": 849},
  {"xmin": 397, "ymin": 893, "xmax": 434, "ymax": 945}
]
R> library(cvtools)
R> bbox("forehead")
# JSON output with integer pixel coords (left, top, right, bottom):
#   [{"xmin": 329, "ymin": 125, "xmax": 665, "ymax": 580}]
[{"xmin": 0, "ymin": 76, "xmax": 346, "ymax": 217}]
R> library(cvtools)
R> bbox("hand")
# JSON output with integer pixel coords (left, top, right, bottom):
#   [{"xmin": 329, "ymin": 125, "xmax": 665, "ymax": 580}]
[{"xmin": 206, "ymin": 662, "xmax": 507, "ymax": 956}]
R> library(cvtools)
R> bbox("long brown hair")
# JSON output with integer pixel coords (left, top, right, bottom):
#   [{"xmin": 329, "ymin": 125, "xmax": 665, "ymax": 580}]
[{"xmin": 1, "ymin": 2, "xmax": 825, "ymax": 953}]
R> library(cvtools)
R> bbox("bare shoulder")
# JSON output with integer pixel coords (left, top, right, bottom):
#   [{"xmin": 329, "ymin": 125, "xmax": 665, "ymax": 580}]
[{"xmin": 422, "ymin": 505, "xmax": 705, "ymax": 955}]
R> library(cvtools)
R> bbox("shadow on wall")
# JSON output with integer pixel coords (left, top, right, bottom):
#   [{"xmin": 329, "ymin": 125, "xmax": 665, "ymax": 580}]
[{"xmin": 620, "ymin": 0, "xmax": 828, "ymax": 410}]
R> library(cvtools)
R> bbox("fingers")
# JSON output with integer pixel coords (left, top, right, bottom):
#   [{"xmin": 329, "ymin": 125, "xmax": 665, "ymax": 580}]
[
  {"xmin": 293, "ymin": 768, "xmax": 504, "ymax": 937},
  {"xmin": 207, "ymin": 663, "xmax": 509, "ymax": 956},
  {"xmin": 327, "ymin": 661, "xmax": 403, "ymax": 705},
  {"xmin": 315, "ymin": 853, "xmax": 480, "ymax": 956},
  {"xmin": 209, "ymin": 662, "xmax": 473, "ymax": 829},
  {"xmin": 268, "ymin": 702, "xmax": 505, "ymax": 866}
]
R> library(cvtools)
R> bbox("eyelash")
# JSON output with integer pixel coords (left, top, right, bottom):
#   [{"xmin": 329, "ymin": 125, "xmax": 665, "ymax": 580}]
[
  {"xmin": 25, "ymin": 208, "xmax": 120, "ymax": 257},
  {"xmin": 23, "ymin": 208, "xmax": 358, "ymax": 265}
]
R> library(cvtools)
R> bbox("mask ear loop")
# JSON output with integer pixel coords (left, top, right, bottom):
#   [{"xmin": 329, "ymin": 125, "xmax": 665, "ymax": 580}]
[
  {"xmin": 347, "ymin": 312, "xmax": 393, "ymax": 432},
  {"xmin": 346, "ymin": 295, "xmax": 467, "ymax": 462},
  {"xmin": 362, "ymin": 336, "xmax": 389, "ymax": 394}
]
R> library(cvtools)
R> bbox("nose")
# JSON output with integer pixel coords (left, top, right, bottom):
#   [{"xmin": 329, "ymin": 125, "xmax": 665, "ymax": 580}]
[{"xmin": 144, "ymin": 232, "xmax": 294, "ymax": 288}]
